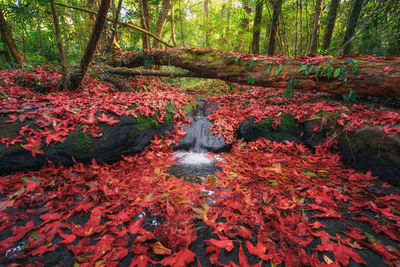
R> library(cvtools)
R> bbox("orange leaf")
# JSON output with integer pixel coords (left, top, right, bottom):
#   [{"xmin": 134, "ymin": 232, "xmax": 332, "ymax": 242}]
[{"xmin": 152, "ymin": 241, "xmax": 172, "ymax": 255}]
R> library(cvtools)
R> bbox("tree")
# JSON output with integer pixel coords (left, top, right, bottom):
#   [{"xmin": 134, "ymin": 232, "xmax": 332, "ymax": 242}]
[
  {"xmin": 170, "ymin": 0, "xmax": 177, "ymax": 46},
  {"xmin": 140, "ymin": 0, "xmax": 151, "ymax": 49},
  {"xmin": 110, "ymin": 47, "xmax": 400, "ymax": 98},
  {"xmin": 308, "ymin": 0, "xmax": 323, "ymax": 56},
  {"xmin": 341, "ymin": 0, "xmax": 364, "ymax": 55},
  {"xmin": 251, "ymin": 0, "xmax": 264, "ymax": 54},
  {"xmin": 50, "ymin": 0, "xmax": 67, "ymax": 75},
  {"xmin": 153, "ymin": 0, "xmax": 170, "ymax": 48},
  {"xmin": 68, "ymin": 0, "xmax": 111, "ymax": 90},
  {"xmin": 322, "ymin": 0, "xmax": 340, "ymax": 52},
  {"xmin": 108, "ymin": 0, "xmax": 123, "ymax": 50},
  {"xmin": 204, "ymin": 0, "xmax": 209, "ymax": 47},
  {"xmin": 0, "ymin": 6, "xmax": 25, "ymax": 67},
  {"xmin": 267, "ymin": 0, "xmax": 283, "ymax": 56}
]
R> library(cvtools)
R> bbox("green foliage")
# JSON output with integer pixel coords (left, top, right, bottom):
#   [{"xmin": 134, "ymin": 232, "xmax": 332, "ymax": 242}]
[
  {"xmin": 283, "ymin": 78, "xmax": 297, "ymax": 98},
  {"xmin": 255, "ymin": 113, "xmax": 296, "ymax": 139},
  {"xmin": 134, "ymin": 102, "xmax": 176, "ymax": 131},
  {"xmin": 343, "ymin": 89, "xmax": 357, "ymax": 104},
  {"xmin": 248, "ymin": 74, "xmax": 255, "ymax": 85},
  {"xmin": 275, "ymin": 64, "xmax": 283, "ymax": 76}
]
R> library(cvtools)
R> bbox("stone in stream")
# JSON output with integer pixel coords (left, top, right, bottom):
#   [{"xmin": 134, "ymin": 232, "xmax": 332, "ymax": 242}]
[{"xmin": 176, "ymin": 98, "xmax": 231, "ymax": 153}]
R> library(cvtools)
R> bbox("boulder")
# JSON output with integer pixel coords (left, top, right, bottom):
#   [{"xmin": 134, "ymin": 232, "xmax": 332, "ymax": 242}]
[{"xmin": 0, "ymin": 115, "xmax": 174, "ymax": 175}]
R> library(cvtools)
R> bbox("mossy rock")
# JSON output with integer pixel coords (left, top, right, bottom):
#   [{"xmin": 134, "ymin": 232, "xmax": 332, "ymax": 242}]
[
  {"xmin": 238, "ymin": 113, "xmax": 304, "ymax": 144},
  {"xmin": 0, "ymin": 116, "xmax": 24, "ymax": 138},
  {"xmin": 70, "ymin": 126, "xmax": 92, "ymax": 152}
]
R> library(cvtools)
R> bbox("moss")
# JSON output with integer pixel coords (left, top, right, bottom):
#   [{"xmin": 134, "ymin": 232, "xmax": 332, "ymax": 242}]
[
  {"xmin": 183, "ymin": 102, "xmax": 196, "ymax": 115},
  {"xmin": 254, "ymin": 113, "xmax": 296, "ymax": 138},
  {"xmin": 0, "ymin": 117, "xmax": 23, "ymax": 138},
  {"xmin": 71, "ymin": 127, "xmax": 92, "ymax": 152},
  {"xmin": 134, "ymin": 102, "xmax": 176, "ymax": 131}
]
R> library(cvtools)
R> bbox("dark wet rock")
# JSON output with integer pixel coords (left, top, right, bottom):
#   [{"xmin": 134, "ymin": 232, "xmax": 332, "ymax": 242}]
[
  {"xmin": 336, "ymin": 125, "xmax": 400, "ymax": 186},
  {"xmin": 237, "ymin": 113, "xmax": 304, "ymax": 144},
  {"xmin": 176, "ymin": 98, "xmax": 231, "ymax": 153},
  {"xmin": 238, "ymin": 115, "xmax": 400, "ymax": 186},
  {"xmin": 0, "ymin": 115, "xmax": 174, "ymax": 175}
]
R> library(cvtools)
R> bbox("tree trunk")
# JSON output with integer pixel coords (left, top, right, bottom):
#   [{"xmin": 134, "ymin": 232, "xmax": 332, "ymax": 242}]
[
  {"xmin": 140, "ymin": 0, "xmax": 151, "ymax": 49},
  {"xmin": 179, "ymin": 0, "xmax": 185, "ymax": 46},
  {"xmin": 170, "ymin": 0, "xmax": 177, "ymax": 46},
  {"xmin": 308, "ymin": 0, "xmax": 323, "ymax": 56},
  {"xmin": 111, "ymin": 47, "xmax": 400, "ymax": 98},
  {"xmin": 204, "ymin": 0, "xmax": 209, "ymax": 47},
  {"xmin": 0, "ymin": 7, "xmax": 25, "ymax": 67},
  {"xmin": 108, "ymin": 0, "xmax": 123, "ymax": 50},
  {"xmin": 68, "ymin": 0, "xmax": 111, "ymax": 90},
  {"xmin": 153, "ymin": 0, "xmax": 170, "ymax": 48},
  {"xmin": 322, "ymin": 0, "xmax": 340, "ymax": 52},
  {"xmin": 267, "ymin": 0, "xmax": 282, "ymax": 56},
  {"xmin": 50, "ymin": 0, "xmax": 67, "ymax": 75},
  {"xmin": 251, "ymin": 0, "xmax": 264, "ymax": 54},
  {"xmin": 36, "ymin": 4, "xmax": 45, "ymax": 57},
  {"xmin": 241, "ymin": 0, "xmax": 251, "ymax": 30},
  {"xmin": 342, "ymin": 0, "xmax": 363, "ymax": 55}
]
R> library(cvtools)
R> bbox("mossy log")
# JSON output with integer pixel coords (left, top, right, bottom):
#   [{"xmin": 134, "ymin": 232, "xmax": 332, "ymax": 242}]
[{"xmin": 111, "ymin": 47, "xmax": 400, "ymax": 98}]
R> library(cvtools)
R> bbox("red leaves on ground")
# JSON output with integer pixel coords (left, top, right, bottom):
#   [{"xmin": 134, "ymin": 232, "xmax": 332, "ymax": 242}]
[{"xmin": 316, "ymin": 241, "xmax": 366, "ymax": 266}]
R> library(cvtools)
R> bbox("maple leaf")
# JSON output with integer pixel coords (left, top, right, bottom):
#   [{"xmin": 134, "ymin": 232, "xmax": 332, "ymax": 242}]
[
  {"xmin": 0, "ymin": 199, "xmax": 15, "ymax": 212},
  {"xmin": 97, "ymin": 113, "xmax": 119, "ymax": 125},
  {"xmin": 57, "ymin": 229, "xmax": 76, "ymax": 244},
  {"xmin": 207, "ymin": 238, "xmax": 234, "ymax": 252},
  {"xmin": 246, "ymin": 240, "xmax": 266, "ymax": 257},
  {"xmin": 25, "ymin": 181, "xmax": 40, "ymax": 192},
  {"xmin": 316, "ymin": 241, "xmax": 366, "ymax": 266},
  {"xmin": 152, "ymin": 241, "xmax": 172, "ymax": 255},
  {"xmin": 161, "ymin": 248, "xmax": 196, "ymax": 267},
  {"xmin": 130, "ymin": 254, "xmax": 154, "ymax": 267}
]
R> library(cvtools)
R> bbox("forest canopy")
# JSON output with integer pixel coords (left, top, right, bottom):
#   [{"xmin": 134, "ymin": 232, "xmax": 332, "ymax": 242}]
[{"xmin": 0, "ymin": 0, "xmax": 399, "ymax": 69}]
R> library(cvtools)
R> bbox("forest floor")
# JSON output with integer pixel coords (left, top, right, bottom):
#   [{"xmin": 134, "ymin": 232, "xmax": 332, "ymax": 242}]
[{"xmin": 0, "ymin": 68, "xmax": 399, "ymax": 266}]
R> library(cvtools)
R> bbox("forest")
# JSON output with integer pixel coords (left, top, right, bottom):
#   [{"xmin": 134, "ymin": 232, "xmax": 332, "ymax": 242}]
[{"xmin": 0, "ymin": 0, "xmax": 400, "ymax": 266}]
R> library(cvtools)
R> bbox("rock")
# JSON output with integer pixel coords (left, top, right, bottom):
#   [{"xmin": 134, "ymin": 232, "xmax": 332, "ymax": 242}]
[
  {"xmin": 176, "ymin": 114, "xmax": 231, "ymax": 153},
  {"xmin": 237, "ymin": 113, "xmax": 305, "ymax": 144},
  {"xmin": 0, "ymin": 115, "xmax": 174, "ymax": 175},
  {"xmin": 175, "ymin": 98, "xmax": 231, "ymax": 153},
  {"xmin": 336, "ymin": 125, "xmax": 400, "ymax": 186}
]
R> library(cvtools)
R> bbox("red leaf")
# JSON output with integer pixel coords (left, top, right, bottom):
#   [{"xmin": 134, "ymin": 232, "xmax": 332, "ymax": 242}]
[
  {"xmin": 246, "ymin": 240, "xmax": 266, "ymax": 257},
  {"xmin": 207, "ymin": 238, "xmax": 234, "ymax": 252},
  {"xmin": 161, "ymin": 248, "xmax": 196, "ymax": 267},
  {"xmin": 57, "ymin": 229, "xmax": 76, "ymax": 244},
  {"xmin": 25, "ymin": 181, "xmax": 40, "ymax": 192}
]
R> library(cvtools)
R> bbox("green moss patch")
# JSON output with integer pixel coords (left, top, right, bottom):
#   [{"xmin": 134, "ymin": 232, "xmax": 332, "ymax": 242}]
[
  {"xmin": 253, "ymin": 113, "xmax": 296, "ymax": 139},
  {"xmin": 70, "ymin": 126, "xmax": 92, "ymax": 152}
]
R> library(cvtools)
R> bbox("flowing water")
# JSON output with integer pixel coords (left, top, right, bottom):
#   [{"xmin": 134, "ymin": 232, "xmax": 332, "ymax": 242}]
[{"xmin": 168, "ymin": 98, "xmax": 226, "ymax": 182}]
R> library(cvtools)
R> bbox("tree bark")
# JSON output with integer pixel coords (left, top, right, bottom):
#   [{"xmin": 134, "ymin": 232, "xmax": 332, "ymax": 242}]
[
  {"xmin": 170, "ymin": 0, "xmax": 177, "ymax": 46},
  {"xmin": 68, "ymin": 0, "xmax": 111, "ymax": 90},
  {"xmin": 111, "ymin": 47, "xmax": 400, "ymax": 98},
  {"xmin": 251, "ymin": 0, "xmax": 264, "ymax": 54},
  {"xmin": 140, "ymin": 0, "xmax": 151, "ymax": 49},
  {"xmin": 308, "ymin": 0, "xmax": 323, "ymax": 56},
  {"xmin": 108, "ymin": 0, "xmax": 123, "ymax": 50},
  {"xmin": 0, "ymin": 7, "xmax": 25, "ymax": 67},
  {"xmin": 178, "ymin": 0, "xmax": 185, "ymax": 46},
  {"xmin": 342, "ymin": 0, "xmax": 363, "ymax": 55},
  {"xmin": 241, "ymin": 0, "xmax": 251, "ymax": 30},
  {"xmin": 55, "ymin": 2, "xmax": 172, "ymax": 47},
  {"xmin": 50, "ymin": 0, "xmax": 67, "ymax": 75},
  {"xmin": 204, "ymin": 0, "xmax": 209, "ymax": 47},
  {"xmin": 153, "ymin": 0, "xmax": 170, "ymax": 48},
  {"xmin": 322, "ymin": 0, "xmax": 340, "ymax": 52},
  {"xmin": 267, "ymin": 0, "xmax": 282, "ymax": 56},
  {"xmin": 35, "ymin": 4, "xmax": 45, "ymax": 57}
]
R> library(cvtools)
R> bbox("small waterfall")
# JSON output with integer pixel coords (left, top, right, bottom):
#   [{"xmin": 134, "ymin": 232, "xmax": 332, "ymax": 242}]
[{"xmin": 169, "ymin": 98, "xmax": 229, "ymax": 181}]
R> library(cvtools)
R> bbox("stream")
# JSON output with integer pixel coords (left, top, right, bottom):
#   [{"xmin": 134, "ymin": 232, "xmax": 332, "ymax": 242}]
[{"xmin": 168, "ymin": 98, "xmax": 227, "ymax": 182}]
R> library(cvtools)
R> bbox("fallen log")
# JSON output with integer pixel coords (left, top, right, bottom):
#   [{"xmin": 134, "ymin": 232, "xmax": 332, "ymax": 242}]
[
  {"xmin": 106, "ymin": 67, "xmax": 202, "ymax": 78},
  {"xmin": 111, "ymin": 47, "xmax": 400, "ymax": 98}
]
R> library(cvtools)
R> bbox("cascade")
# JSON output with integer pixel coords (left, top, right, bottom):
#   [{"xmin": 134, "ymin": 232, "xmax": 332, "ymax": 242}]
[{"xmin": 169, "ymin": 98, "xmax": 230, "ymax": 181}]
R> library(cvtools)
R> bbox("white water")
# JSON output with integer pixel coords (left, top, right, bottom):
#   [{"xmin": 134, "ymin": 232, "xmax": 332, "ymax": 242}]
[{"xmin": 174, "ymin": 151, "xmax": 215, "ymax": 165}]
